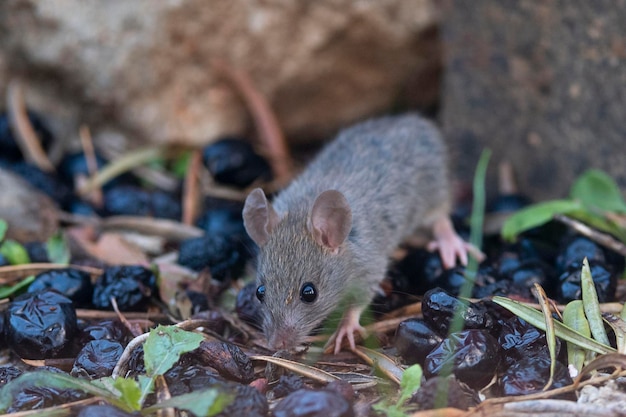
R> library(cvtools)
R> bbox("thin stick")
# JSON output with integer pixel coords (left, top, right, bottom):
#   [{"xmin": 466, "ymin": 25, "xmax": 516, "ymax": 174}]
[
  {"xmin": 6, "ymin": 80, "xmax": 55, "ymax": 172},
  {"xmin": 79, "ymin": 125, "xmax": 103, "ymax": 207},
  {"xmin": 212, "ymin": 59, "xmax": 292, "ymax": 185},
  {"xmin": 182, "ymin": 149, "xmax": 203, "ymax": 225},
  {"xmin": 554, "ymin": 214, "xmax": 626, "ymax": 257}
]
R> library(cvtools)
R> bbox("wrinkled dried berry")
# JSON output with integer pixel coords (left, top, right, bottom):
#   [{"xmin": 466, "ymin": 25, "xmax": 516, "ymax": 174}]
[
  {"xmin": 0, "ymin": 111, "xmax": 54, "ymax": 162},
  {"xmin": 71, "ymin": 340, "xmax": 124, "ymax": 379},
  {"xmin": 392, "ymin": 249, "xmax": 444, "ymax": 295},
  {"xmin": 557, "ymin": 262, "xmax": 615, "ymax": 303},
  {"xmin": 0, "ymin": 366, "xmax": 22, "ymax": 385},
  {"xmin": 24, "ymin": 241, "xmax": 49, "ymax": 263},
  {"xmin": 8, "ymin": 162, "xmax": 74, "ymax": 208},
  {"xmin": 6, "ymin": 290, "xmax": 78, "ymax": 359},
  {"xmin": 422, "ymin": 287, "xmax": 494, "ymax": 334},
  {"xmin": 28, "ymin": 268, "xmax": 93, "ymax": 307},
  {"xmin": 192, "ymin": 340, "xmax": 254, "ymax": 383},
  {"xmin": 273, "ymin": 389, "xmax": 354, "ymax": 417},
  {"xmin": 196, "ymin": 204, "xmax": 247, "ymax": 239},
  {"xmin": 178, "ymin": 234, "xmax": 248, "ymax": 280},
  {"xmin": 498, "ymin": 356, "xmax": 573, "ymax": 397},
  {"xmin": 165, "ymin": 363, "xmax": 223, "ymax": 395},
  {"xmin": 556, "ymin": 236, "xmax": 605, "ymax": 273},
  {"xmin": 424, "ymin": 329, "xmax": 500, "ymax": 389},
  {"xmin": 395, "ymin": 318, "xmax": 443, "ymax": 365},
  {"xmin": 80, "ymin": 319, "xmax": 132, "ymax": 345},
  {"xmin": 58, "ymin": 151, "xmax": 136, "ymax": 191},
  {"xmin": 498, "ymin": 317, "xmax": 559, "ymax": 368},
  {"xmin": 92, "ymin": 265, "xmax": 157, "ymax": 311},
  {"xmin": 236, "ymin": 282, "xmax": 263, "ymax": 329},
  {"xmin": 410, "ymin": 376, "xmax": 479, "ymax": 411},
  {"xmin": 103, "ymin": 185, "xmax": 181, "ymax": 220},
  {"xmin": 202, "ymin": 137, "xmax": 272, "ymax": 188},
  {"xmin": 273, "ymin": 374, "xmax": 305, "ymax": 398},
  {"xmin": 77, "ymin": 404, "xmax": 136, "ymax": 417}
]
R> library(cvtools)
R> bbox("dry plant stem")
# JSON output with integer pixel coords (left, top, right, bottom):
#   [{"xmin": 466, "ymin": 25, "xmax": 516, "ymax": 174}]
[
  {"xmin": 410, "ymin": 408, "xmax": 467, "ymax": 417},
  {"xmin": 182, "ymin": 149, "xmax": 203, "ymax": 225},
  {"xmin": 212, "ymin": 59, "xmax": 292, "ymax": 185},
  {"xmin": 554, "ymin": 214, "xmax": 626, "ymax": 257},
  {"xmin": 112, "ymin": 318, "xmax": 216, "ymax": 378},
  {"xmin": 6, "ymin": 80, "xmax": 56, "ymax": 172},
  {"xmin": 473, "ymin": 369, "xmax": 626, "ymax": 411},
  {"xmin": 101, "ymin": 215, "xmax": 204, "ymax": 241},
  {"xmin": 111, "ymin": 297, "xmax": 143, "ymax": 337},
  {"xmin": 78, "ymin": 146, "xmax": 169, "ymax": 196},
  {"xmin": 0, "ymin": 263, "xmax": 103, "ymax": 285},
  {"xmin": 498, "ymin": 161, "xmax": 518, "ymax": 195},
  {"xmin": 76, "ymin": 309, "xmax": 168, "ymax": 322},
  {"xmin": 79, "ymin": 125, "xmax": 103, "ymax": 207}
]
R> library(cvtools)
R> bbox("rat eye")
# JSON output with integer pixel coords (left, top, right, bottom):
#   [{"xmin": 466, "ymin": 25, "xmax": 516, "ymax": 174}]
[
  {"xmin": 256, "ymin": 285, "xmax": 266, "ymax": 302},
  {"xmin": 300, "ymin": 282, "xmax": 317, "ymax": 303}
]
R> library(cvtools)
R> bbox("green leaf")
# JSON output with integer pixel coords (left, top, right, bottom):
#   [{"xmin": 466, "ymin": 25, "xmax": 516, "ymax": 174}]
[
  {"xmin": 492, "ymin": 296, "xmax": 615, "ymax": 355},
  {"xmin": 581, "ymin": 258, "xmax": 610, "ymax": 346},
  {"xmin": 0, "ymin": 219, "xmax": 7, "ymax": 242},
  {"xmin": 0, "ymin": 371, "xmax": 130, "ymax": 413},
  {"xmin": 570, "ymin": 169, "xmax": 626, "ymax": 213},
  {"xmin": 171, "ymin": 150, "xmax": 192, "ymax": 178},
  {"xmin": 143, "ymin": 325, "xmax": 204, "ymax": 376},
  {"xmin": 46, "ymin": 232, "xmax": 70, "ymax": 265},
  {"xmin": 563, "ymin": 300, "xmax": 590, "ymax": 374},
  {"xmin": 399, "ymin": 364, "xmax": 422, "ymax": 404},
  {"xmin": 501, "ymin": 200, "xmax": 582, "ymax": 242},
  {"xmin": 0, "ymin": 239, "xmax": 30, "ymax": 265},
  {"xmin": 113, "ymin": 377, "xmax": 143, "ymax": 411},
  {"xmin": 142, "ymin": 388, "xmax": 233, "ymax": 417},
  {"xmin": 0, "ymin": 275, "xmax": 35, "ymax": 299}
]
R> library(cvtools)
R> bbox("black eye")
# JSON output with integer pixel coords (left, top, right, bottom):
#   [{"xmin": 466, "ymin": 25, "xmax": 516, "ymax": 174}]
[
  {"xmin": 300, "ymin": 282, "xmax": 317, "ymax": 303},
  {"xmin": 256, "ymin": 285, "xmax": 266, "ymax": 302}
]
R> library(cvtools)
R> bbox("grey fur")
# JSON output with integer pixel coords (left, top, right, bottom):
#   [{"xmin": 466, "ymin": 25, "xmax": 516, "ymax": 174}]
[{"xmin": 243, "ymin": 113, "xmax": 451, "ymax": 349}]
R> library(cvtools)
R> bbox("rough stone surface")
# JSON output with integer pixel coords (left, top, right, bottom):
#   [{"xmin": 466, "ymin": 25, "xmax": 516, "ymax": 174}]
[
  {"xmin": 0, "ymin": 0, "xmax": 440, "ymax": 148},
  {"xmin": 441, "ymin": 1, "xmax": 626, "ymax": 201},
  {"xmin": 0, "ymin": 168, "xmax": 59, "ymax": 243}
]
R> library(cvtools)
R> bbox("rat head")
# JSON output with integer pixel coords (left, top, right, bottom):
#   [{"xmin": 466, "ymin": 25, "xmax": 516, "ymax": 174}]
[{"xmin": 243, "ymin": 188, "xmax": 354, "ymax": 350}]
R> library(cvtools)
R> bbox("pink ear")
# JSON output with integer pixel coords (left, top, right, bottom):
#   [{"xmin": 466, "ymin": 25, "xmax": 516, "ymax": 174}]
[
  {"xmin": 243, "ymin": 188, "xmax": 280, "ymax": 246},
  {"xmin": 309, "ymin": 190, "xmax": 352, "ymax": 250}
]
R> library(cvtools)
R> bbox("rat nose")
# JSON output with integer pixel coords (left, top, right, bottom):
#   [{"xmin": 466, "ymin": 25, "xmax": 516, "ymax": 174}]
[{"xmin": 268, "ymin": 326, "xmax": 298, "ymax": 350}]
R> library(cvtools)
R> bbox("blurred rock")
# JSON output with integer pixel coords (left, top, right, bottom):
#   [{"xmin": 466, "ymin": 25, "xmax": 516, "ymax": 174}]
[
  {"xmin": 0, "ymin": 167, "xmax": 58, "ymax": 242},
  {"xmin": 0, "ymin": 0, "xmax": 440, "ymax": 146},
  {"xmin": 441, "ymin": 1, "xmax": 626, "ymax": 201}
]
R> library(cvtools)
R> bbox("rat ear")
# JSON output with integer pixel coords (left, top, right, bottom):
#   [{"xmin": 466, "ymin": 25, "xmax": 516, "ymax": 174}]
[
  {"xmin": 309, "ymin": 190, "xmax": 352, "ymax": 251},
  {"xmin": 243, "ymin": 188, "xmax": 280, "ymax": 247}
]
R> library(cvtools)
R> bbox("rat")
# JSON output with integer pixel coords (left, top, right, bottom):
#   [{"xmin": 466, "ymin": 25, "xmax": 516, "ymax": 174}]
[{"xmin": 242, "ymin": 113, "xmax": 480, "ymax": 354}]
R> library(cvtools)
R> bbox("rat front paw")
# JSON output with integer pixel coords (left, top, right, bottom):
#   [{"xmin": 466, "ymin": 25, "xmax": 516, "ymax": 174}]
[
  {"xmin": 428, "ymin": 216, "xmax": 485, "ymax": 268},
  {"xmin": 325, "ymin": 306, "xmax": 367, "ymax": 354}
]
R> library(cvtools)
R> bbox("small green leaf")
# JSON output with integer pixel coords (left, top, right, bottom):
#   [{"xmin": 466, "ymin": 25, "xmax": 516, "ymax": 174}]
[
  {"xmin": 113, "ymin": 377, "xmax": 143, "ymax": 411},
  {"xmin": 492, "ymin": 296, "xmax": 614, "ymax": 354},
  {"xmin": 0, "ymin": 220, "xmax": 7, "ymax": 242},
  {"xmin": 0, "ymin": 275, "xmax": 35, "ymax": 299},
  {"xmin": 563, "ymin": 300, "xmax": 590, "ymax": 374},
  {"xmin": 0, "ymin": 240, "xmax": 30, "ymax": 265},
  {"xmin": 399, "ymin": 364, "xmax": 422, "ymax": 404},
  {"xmin": 46, "ymin": 232, "xmax": 70, "ymax": 265},
  {"xmin": 532, "ymin": 284, "xmax": 556, "ymax": 389},
  {"xmin": 171, "ymin": 150, "xmax": 192, "ymax": 178},
  {"xmin": 501, "ymin": 200, "xmax": 582, "ymax": 242},
  {"xmin": 570, "ymin": 169, "xmax": 626, "ymax": 213},
  {"xmin": 0, "ymin": 371, "xmax": 130, "ymax": 413},
  {"xmin": 581, "ymin": 258, "xmax": 610, "ymax": 346},
  {"xmin": 143, "ymin": 325, "xmax": 204, "ymax": 376},
  {"xmin": 142, "ymin": 388, "xmax": 233, "ymax": 417}
]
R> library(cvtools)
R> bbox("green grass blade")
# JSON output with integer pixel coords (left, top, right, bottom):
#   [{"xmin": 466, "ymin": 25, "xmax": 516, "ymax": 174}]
[
  {"xmin": 492, "ymin": 296, "xmax": 614, "ymax": 355},
  {"xmin": 563, "ymin": 300, "xmax": 591, "ymax": 373},
  {"xmin": 581, "ymin": 258, "xmax": 610, "ymax": 346}
]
